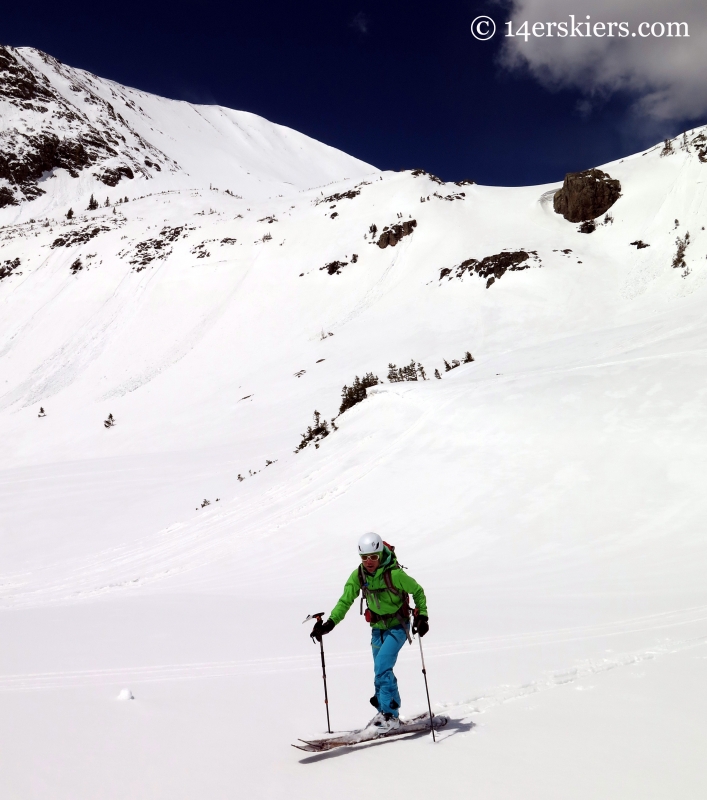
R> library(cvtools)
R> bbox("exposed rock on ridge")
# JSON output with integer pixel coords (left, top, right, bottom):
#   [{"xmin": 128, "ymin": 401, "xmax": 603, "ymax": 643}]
[
  {"xmin": 0, "ymin": 45, "xmax": 173, "ymax": 206},
  {"xmin": 377, "ymin": 219, "xmax": 416, "ymax": 248},
  {"xmin": 553, "ymin": 169, "xmax": 621, "ymax": 223},
  {"xmin": 440, "ymin": 250, "xmax": 540, "ymax": 288}
]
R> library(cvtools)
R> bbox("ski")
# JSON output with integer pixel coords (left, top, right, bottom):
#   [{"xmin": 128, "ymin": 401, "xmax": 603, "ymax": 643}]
[{"xmin": 292, "ymin": 713, "xmax": 449, "ymax": 752}]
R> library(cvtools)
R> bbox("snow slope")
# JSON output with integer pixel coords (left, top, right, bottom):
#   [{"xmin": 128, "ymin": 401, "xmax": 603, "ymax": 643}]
[
  {"xmin": 1, "ymin": 50, "xmax": 707, "ymax": 799},
  {"xmin": 0, "ymin": 45, "xmax": 376, "ymax": 219}
]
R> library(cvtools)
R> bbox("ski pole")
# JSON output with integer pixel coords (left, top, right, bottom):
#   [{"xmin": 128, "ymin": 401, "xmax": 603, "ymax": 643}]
[
  {"xmin": 318, "ymin": 634, "xmax": 332, "ymax": 734},
  {"xmin": 304, "ymin": 612, "xmax": 331, "ymax": 734},
  {"xmin": 417, "ymin": 634, "xmax": 436, "ymax": 742}
]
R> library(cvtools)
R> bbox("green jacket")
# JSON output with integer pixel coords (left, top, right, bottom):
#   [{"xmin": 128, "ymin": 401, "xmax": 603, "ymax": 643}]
[{"xmin": 330, "ymin": 547, "xmax": 428, "ymax": 629}]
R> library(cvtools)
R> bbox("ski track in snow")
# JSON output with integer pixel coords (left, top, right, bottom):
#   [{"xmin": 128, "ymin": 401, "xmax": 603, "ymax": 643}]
[
  {"xmin": 439, "ymin": 635, "xmax": 707, "ymax": 725},
  {"xmin": 0, "ymin": 389, "xmax": 433, "ymax": 607},
  {"xmin": 0, "ymin": 615, "xmax": 703, "ymax": 726},
  {"xmin": 325, "ymin": 238, "xmax": 407, "ymax": 332},
  {"xmin": 0, "ymin": 246, "xmax": 162, "ymax": 411},
  {"xmin": 100, "ymin": 246, "xmax": 262, "ymax": 400},
  {"xmin": 0, "ymin": 331, "xmax": 705, "ymax": 608},
  {"xmin": 0, "ymin": 371, "xmax": 481, "ymax": 610}
]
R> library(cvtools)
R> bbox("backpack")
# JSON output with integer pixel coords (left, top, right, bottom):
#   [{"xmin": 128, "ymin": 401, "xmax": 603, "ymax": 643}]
[{"xmin": 357, "ymin": 542, "xmax": 411, "ymax": 629}]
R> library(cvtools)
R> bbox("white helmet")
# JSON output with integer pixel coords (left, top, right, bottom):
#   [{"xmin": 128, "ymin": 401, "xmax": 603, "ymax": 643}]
[{"xmin": 358, "ymin": 532, "xmax": 384, "ymax": 555}]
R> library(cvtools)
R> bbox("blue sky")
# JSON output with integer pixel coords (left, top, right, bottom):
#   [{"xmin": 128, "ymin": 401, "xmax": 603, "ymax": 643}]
[{"xmin": 3, "ymin": 0, "xmax": 702, "ymax": 186}]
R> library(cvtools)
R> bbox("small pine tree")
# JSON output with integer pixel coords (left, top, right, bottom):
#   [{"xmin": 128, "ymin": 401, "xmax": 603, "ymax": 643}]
[
  {"xmin": 339, "ymin": 373, "xmax": 379, "ymax": 414},
  {"xmin": 417, "ymin": 363, "xmax": 427, "ymax": 380},
  {"xmin": 38, "ymin": 406, "xmax": 46, "ymax": 417},
  {"xmin": 434, "ymin": 369, "xmax": 441, "ymax": 379},
  {"xmin": 66, "ymin": 208, "xmax": 74, "ymax": 219},
  {"xmin": 87, "ymin": 194, "xmax": 98, "ymax": 211},
  {"xmin": 463, "ymin": 351, "xmax": 474, "ymax": 363},
  {"xmin": 402, "ymin": 360, "xmax": 418, "ymax": 381},
  {"xmin": 444, "ymin": 359, "xmax": 452, "ymax": 372},
  {"xmin": 387, "ymin": 363, "xmax": 401, "ymax": 383},
  {"xmin": 672, "ymin": 232, "xmax": 690, "ymax": 270},
  {"xmin": 295, "ymin": 411, "xmax": 331, "ymax": 452},
  {"xmin": 104, "ymin": 197, "xmax": 110, "ymax": 207},
  {"xmin": 104, "ymin": 413, "xmax": 115, "ymax": 428}
]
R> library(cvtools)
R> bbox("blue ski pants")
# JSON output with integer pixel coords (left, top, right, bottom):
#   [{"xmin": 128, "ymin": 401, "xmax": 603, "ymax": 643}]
[{"xmin": 371, "ymin": 625, "xmax": 408, "ymax": 717}]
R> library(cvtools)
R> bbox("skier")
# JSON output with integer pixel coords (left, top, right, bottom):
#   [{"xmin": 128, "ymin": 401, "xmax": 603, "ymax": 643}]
[{"xmin": 311, "ymin": 532, "xmax": 429, "ymax": 733}]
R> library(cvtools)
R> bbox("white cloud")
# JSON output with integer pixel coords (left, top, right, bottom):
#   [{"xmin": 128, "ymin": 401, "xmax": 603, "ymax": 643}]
[
  {"xmin": 499, "ymin": 0, "xmax": 707, "ymax": 123},
  {"xmin": 350, "ymin": 12, "xmax": 369, "ymax": 35}
]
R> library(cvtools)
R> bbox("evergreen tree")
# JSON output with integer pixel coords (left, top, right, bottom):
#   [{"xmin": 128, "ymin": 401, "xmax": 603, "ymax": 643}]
[
  {"xmin": 387, "ymin": 362, "xmax": 424, "ymax": 382},
  {"xmin": 295, "ymin": 410, "xmax": 331, "ymax": 452},
  {"xmin": 444, "ymin": 359, "xmax": 452, "ymax": 372},
  {"xmin": 66, "ymin": 208, "xmax": 74, "ymax": 219},
  {"xmin": 463, "ymin": 351, "xmax": 474, "ymax": 363},
  {"xmin": 434, "ymin": 369, "xmax": 441, "ymax": 379},
  {"xmin": 402, "ymin": 360, "xmax": 418, "ymax": 381},
  {"xmin": 87, "ymin": 194, "xmax": 98, "ymax": 211},
  {"xmin": 339, "ymin": 372, "xmax": 379, "ymax": 414}
]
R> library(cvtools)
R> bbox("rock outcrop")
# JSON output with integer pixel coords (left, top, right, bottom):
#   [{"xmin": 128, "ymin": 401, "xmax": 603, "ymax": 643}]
[
  {"xmin": 377, "ymin": 219, "xmax": 417, "ymax": 248},
  {"xmin": 440, "ymin": 250, "xmax": 540, "ymax": 289},
  {"xmin": 0, "ymin": 45, "xmax": 170, "ymax": 206},
  {"xmin": 553, "ymin": 169, "xmax": 621, "ymax": 222}
]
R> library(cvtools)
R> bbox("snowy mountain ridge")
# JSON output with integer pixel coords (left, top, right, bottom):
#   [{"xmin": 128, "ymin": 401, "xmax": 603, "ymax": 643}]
[{"xmin": 0, "ymin": 45, "xmax": 376, "ymax": 218}]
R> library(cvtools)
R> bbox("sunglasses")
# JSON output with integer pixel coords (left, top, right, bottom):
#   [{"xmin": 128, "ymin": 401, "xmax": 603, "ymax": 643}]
[{"xmin": 360, "ymin": 553, "xmax": 380, "ymax": 561}]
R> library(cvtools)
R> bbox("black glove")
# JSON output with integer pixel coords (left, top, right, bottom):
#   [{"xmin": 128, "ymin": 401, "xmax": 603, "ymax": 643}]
[
  {"xmin": 311, "ymin": 618, "xmax": 335, "ymax": 642},
  {"xmin": 412, "ymin": 613, "xmax": 429, "ymax": 637}
]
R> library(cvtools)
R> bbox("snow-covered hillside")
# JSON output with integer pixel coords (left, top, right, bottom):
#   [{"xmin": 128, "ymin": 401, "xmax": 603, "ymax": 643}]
[
  {"xmin": 1, "ymin": 49, "xmax": 706, "ymax": 799},
  {"xmin": 0, "ymin": 45, "xmax": 376, "ymax": 219}
]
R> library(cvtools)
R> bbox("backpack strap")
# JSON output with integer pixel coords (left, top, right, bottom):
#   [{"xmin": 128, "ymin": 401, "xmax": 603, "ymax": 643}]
[
  {"xmin": 386, "ymin": 568, "xmax": 411, "ymax": 620},
  {"xmin": 358, "ymin": 564, "xmax": 366, "ymax": 615},
  {"xmin": 358, "ymin": 563, "xmax": 410, "ymax": 635},
  {"xmin": 382, "ymin": 568, "xmax": 401, "ymax": 597}
]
